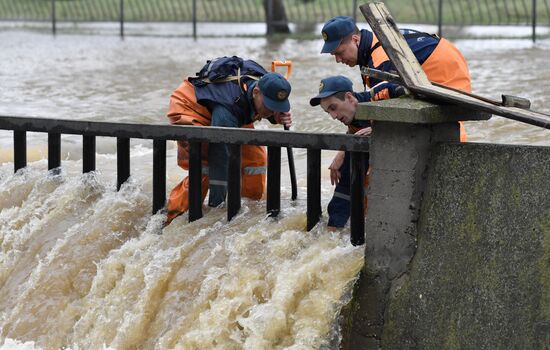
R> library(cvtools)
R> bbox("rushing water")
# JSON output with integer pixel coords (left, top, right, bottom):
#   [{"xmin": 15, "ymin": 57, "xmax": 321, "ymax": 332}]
[{"xmin": 0, "ymin": 25, "xmax": 549, "ymax": 349}]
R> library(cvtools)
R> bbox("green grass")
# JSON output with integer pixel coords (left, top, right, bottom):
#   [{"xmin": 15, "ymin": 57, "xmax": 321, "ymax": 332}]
[{"xmin": 0, "ymin": 0, "xmax": 548, "ymax": 25}]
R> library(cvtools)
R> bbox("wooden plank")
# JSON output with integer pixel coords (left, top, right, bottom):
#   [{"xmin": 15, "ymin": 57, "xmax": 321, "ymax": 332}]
[
  {"xmin": 411, "ymin": 84, "xmax": 550, "ymax": 129},
  {"xmin": 360, "ymin": 2, "xmax": 431, "ymax": 87}
]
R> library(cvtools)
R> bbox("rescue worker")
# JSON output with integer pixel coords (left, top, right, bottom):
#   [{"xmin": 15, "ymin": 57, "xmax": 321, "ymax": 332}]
[
  {"xmin": 309, "ymin": 75, "xmax": 396, "ymax": 228},
  {"xmin": 166, "ymin": 56, "xmax": 292, "ymax": 224},
  {"xmin": 319, "ymin": 15, "xmax": 471, "ymax": 141}
]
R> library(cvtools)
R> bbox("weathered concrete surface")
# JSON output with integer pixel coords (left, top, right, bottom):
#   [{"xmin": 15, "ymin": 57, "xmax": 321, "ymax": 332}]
[
  {"xmin": 381, "ymin": 143, "xmax": 550, "ymax": 349},
  {"xmin": 355, "ymin": 98, "xmax": 491, "ymax": 124}
]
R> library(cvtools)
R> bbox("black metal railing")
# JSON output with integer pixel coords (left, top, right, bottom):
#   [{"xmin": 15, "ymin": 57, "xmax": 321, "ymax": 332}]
[{"xmin": 0, "ymin": 115, "xmax": 369, "ymax": 246}]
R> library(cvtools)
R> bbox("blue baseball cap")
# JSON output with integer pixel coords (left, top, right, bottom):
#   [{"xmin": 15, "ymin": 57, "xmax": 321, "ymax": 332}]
[
  {"xmin": 258, "ymin": 72, "xmax": 291, "ymax": 113},
  {"xmin": 309, "ymin": 75, "xmax": 353, "ymax": 106},
  {"xmin": 321, "ymin": 16, "xmax": 356, "ymax": 54}
]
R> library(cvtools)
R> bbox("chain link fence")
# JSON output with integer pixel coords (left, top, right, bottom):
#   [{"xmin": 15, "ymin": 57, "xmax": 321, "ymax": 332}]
[
  {"xmin": 0, "ymin": 0, "xmax": 549, "ymax": 28},
  {"xmin": 0, "ymin": 0, "xmax": 352, "ymax": 22}
]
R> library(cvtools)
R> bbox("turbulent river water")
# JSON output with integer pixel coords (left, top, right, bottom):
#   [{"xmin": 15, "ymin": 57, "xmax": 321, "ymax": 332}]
[{"xmin": 0, "ymin": 25, "xmax": 549, "ymax": 349}]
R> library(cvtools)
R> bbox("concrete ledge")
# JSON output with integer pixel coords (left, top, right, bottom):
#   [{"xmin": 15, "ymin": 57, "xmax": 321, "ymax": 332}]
[{"xmin": 355, "ymin": 97, "xmax": 492, "ymax": 123}]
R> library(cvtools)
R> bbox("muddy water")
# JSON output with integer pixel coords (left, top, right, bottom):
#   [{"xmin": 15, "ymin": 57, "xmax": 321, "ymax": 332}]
[{"xmin": 0, "ymin": 28, "xmax": 549, "ymax": 349}]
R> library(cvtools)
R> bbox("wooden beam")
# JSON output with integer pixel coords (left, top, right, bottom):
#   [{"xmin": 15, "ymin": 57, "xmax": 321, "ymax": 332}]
[
  {"xmin": 410, "ymin": 84, "xmax": 550, "ymax": 129},
  {"xmin": 360, "ymin": 2, "xmax": 431, "ymax": 87}
]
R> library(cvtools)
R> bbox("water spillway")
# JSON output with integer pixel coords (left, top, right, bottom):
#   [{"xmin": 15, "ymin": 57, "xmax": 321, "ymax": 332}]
[{"xmin": 0, "ymin": 164, "xmax": 363, "ymax": 349}]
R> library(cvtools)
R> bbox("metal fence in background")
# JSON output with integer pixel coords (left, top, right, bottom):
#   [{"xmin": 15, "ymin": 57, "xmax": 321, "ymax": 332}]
[
  {"xmin": 0, "ymin": 0, "xmax": 549, "ymax": 38},
  {"xmin": 0, "ymin": 0, "xmax": 354, "ymax": 23}
]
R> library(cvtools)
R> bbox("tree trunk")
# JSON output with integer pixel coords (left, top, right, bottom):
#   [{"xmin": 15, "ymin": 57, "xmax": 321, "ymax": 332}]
[{"xmin": 264, "ymin": 0, "xmax": 290, "ymax": 34}]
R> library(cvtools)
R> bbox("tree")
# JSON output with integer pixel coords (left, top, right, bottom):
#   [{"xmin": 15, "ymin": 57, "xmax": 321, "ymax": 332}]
[{"xmin": 264, "ymin": 0, "xmax": 290, "ymax": 34}]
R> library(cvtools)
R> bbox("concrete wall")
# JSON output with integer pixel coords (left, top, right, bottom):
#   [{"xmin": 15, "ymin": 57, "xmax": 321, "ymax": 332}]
[
  {"xmin": 345, "ymin": 99, "xmax": 549, "ymax": 349},
  {"xmin": 381, "ymin": 142, "xmax": 550, "ymax": 349}
]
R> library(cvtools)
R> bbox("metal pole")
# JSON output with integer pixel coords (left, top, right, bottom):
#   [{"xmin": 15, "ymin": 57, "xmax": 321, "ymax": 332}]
[
  {"xmin": 188, "ymin": 141, "xmax": 203, "ymax": 222},
  {"xmin": 350, "ymin": 151, "xmax": 366, "ymax": 246},
  {"xmin": 14, "ymin": 131, "xmax": 26, "ymax": 173},
  {"xmin": 532, "ymin": 0, "xmax": 537, "ymax": 43},
  {"xmin": 306, "ymin": 149, "xmax": 321, "ymax": 231},
  {"xmin": 227, "ymin": 144, "xmax": 241, "ymax": 221},
  {"xmin": 119, "ymin": 0, "xmax": 124, "ymax": 38},
  {"xmin": 153, "ymin": 139, "xmax": 166, "ymax": 214},
  {"xmin": 83, "ymin": 135, "xmax": 96, "ymax": 173},
  {"xmin": 51, "ymin": 0, "xmax": 56, "ymax": 36},
  {"xmin": 192, "ymin": 0, "xmax": 197, "ymax": 40},
  {"xmin": 48, "ymin": 132, "xmax": 61, "ymax": 172},
  {"xmin": 267, "ymin": 146, "xmax": 281, "ymax": 217},
  {"xmin": 352, "ymin": 0, "xmax": 358, "ymax": 22},
  {"xmin": 437, "ymin": 0, "xmax": 443, "ymax": 37},
  {"xmin": 117, "ymin": 137, "xmax": 130, "ymax": 190}
]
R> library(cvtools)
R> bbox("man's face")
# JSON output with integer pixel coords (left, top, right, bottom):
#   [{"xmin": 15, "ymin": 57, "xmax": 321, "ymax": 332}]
[
  {"xmin": 253, "ymin": 87, "xmax": 276, "ymax": 119},
  {"xmin": 331, "ymin": 34, "xmax": 360, "ymax": 67},
  {"xmin": 319, "ymin": 93, "xmax": 356, "ymax": 125}
]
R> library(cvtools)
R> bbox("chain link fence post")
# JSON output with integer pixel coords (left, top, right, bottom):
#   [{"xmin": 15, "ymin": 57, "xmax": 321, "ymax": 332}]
[
  {"xmin": 532, "ymin": 0, "xmax": 537, "ymax": 42},
  {"xmin": 119, "ymin": 0, "xmax": 124, "ymax": 38},
  {"xmin": 266, "ymin": 0, "xmax": 273, "ymax": 36},
  {"xmin": 437, "ymin": 0, "xmax": 443, "ymax": 37},
  {"xmin": 51, "ymin": 0, "xmax": 56, "ymax": 35},
  {"xmin": 193, "ymin": 0, "xmax": 197, "ymax": 40}
]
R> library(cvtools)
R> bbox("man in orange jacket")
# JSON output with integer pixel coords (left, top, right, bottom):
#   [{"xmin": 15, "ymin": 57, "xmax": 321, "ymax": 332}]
[
  {"xmin": 319, "ymin": 15, "xmax": 471, "ymax": 141},
  {"xmin": 166, "ymin": 56, "xmax": 292, "ymax": 224}
]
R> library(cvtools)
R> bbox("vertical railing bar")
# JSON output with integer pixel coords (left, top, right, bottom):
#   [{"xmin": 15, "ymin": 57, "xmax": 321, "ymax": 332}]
[
  {"xmin": 307, "ymin": 148, "xmax": 321, "ymax": 231},
  {"xmin": 350, "ymin": 151, "xmax": 366, "ymax": 246},
  {"xmin": 48, "ymin": 132, "xmax": 61, "ymax": 172},
  {"xmin": 13, "ymin": 130, "xmax": 26, "ymax": 173},
  {"xmin": 227, "ymin": 143, "xmax": 241, "ymax": 221},
  {"xmin": 266, "ymin": 146, "xmax": 281, "ymax": 217},
  {"xmin": 188, "ymin": 141, "xmax": 203, "ymax": 222},
  {"xmin": 152, "ymin": 139, "xmax": 166, "ymax": 214},
  {"xmin": 82, "ymin": 135, "xmax": 96, "ymax": 173},
  {"xmin": 117, "ymin": 137, "xmax": 130, "ymax": 190}
]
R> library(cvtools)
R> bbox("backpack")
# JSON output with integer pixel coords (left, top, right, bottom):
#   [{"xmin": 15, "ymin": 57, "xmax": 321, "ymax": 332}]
[{"xmin": 190, "ymin": 56, "xmax": 267, "ymax": 88}]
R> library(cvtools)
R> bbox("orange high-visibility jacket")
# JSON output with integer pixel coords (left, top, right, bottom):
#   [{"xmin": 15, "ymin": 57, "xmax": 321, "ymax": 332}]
[
  {"xmin": 360, "ymin": 29, "xmax": 471, "ymax": 141},
  {"xmin": 165, "ymin": 80, "xmax": 267, "ymax": 223}
]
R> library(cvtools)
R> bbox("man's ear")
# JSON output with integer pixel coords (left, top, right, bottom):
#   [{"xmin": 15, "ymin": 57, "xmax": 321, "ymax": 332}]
[
  {"xmin": 252, "ymin": 86, "xmax": 260, "ymax": 97},
  {"xmin": 351, "ymin": 33, "xmax": 361, "ymax": 46},
  {"xmin": 345, "ymin": 91, "xmax": 354, "ymax": 101}
]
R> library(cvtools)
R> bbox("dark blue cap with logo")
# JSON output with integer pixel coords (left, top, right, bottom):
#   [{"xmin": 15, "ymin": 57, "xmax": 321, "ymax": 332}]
[
  {"xmin": 321, "ymin": 16, "xmax": 356, "ymax": 54},
  {"xmin": 309, "ymin": 75, "xmax": 353, "ymax": 106},
  {"xmin": 258, "ymin": 72, "xmax": 291, "ymax": 112}
]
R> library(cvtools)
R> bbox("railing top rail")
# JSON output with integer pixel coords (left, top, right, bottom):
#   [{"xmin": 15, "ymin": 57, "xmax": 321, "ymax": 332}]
[{"xmin": 0, "ymin": 115, "xmax": 369, "ymax": 152}]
